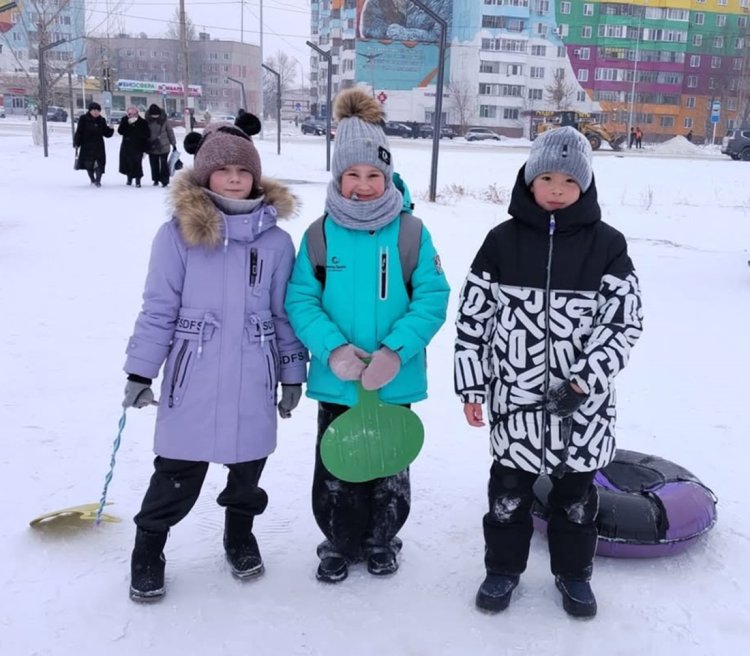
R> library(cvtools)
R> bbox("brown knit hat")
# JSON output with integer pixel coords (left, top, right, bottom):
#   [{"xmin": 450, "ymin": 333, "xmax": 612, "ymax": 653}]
[{"xmin": 183, "ymin": 113, "xmax": 262, "ymax": 192}]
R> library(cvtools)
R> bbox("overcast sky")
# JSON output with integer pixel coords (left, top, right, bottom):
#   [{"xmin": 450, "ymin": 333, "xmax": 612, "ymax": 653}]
[{"xmin": 87, "ymin": 1, "xmax": 312, "ymax": 74}]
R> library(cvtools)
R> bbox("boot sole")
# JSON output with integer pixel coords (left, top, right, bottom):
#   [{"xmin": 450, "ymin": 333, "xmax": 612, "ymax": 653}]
[
  {"xmin": 129, "ymin": 586, "xmax": 165, "ymax": 603},
  {"xmin": 229, "ymin": 562, "xmax": 265, "ymax": 580},
  {"xmin": 316, "ymin": 567, "xmax": 348, "ymax": 584},
  {"xmin": 475, "ymin": 590, "xmax": 513, "ymax": 613}
]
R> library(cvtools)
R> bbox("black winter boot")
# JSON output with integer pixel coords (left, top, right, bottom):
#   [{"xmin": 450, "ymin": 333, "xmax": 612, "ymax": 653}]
[
  {"xmin": 130, "ymin": 528, "xmax": 168, "ymax": 602},
  {"xmin": 367, "ymin": 551, "xmax": 398, "ymax": 576},
  {"xmin": 224, "ymin": 511, "xmax": 264, "ymax": 579},
  {"xmin": 555, "ymin": 577, "xmax": 597, "ymax": 618},
  {"xmin": 475, "ymin": 573, "xmax": 520, "ymax": 612},
  {"xmin": 316, "ymin": 556, "xmax": 348, "ymax": 583}
]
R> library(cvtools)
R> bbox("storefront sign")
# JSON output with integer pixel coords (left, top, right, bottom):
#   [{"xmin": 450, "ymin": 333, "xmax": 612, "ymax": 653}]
[{"xmin": 116, "ymin": 79, "xmax": 202, "ymax": 97}]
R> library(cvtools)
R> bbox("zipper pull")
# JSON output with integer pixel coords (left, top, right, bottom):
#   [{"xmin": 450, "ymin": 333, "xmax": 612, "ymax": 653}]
[{"xmin": 549, "ymin": 214, "xmax": 556, "ymax": 236}]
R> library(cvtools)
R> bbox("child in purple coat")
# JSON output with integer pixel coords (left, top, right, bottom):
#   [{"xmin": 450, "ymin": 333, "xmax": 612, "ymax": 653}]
[{"xmin": 122, "ymin": 114, "xmax": 307, "ymax": 602}]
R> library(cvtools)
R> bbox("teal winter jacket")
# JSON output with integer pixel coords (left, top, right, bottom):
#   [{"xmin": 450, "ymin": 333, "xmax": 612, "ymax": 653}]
[{"xmin": 285, "ymin": 214, "xmax": 450, "ymax": 406}]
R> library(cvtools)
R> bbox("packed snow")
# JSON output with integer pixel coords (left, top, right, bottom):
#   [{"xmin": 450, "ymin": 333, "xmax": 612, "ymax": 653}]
[{"xmin": 1, "ymin": 116, "xmax": 749, "ymax": 655}]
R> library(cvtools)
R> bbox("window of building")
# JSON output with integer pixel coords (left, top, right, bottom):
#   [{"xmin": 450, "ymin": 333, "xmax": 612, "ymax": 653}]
[
  {"xmin": 577, "ymin": 69, "xmax": 588, "ymax": 81},
  {"xmin": 689, "ymin": 55, "xmax": 700, "ymax": 67},
  {"xmin": 683, "ymin": 117, "xmax": 692, "ymax": 129},
  {"xmin": 694, "ymin": 13, "xmax": 704, "ymax": 25},
  {"xmin": 579, "ymin": 47, "xmax": 590, "ymax": 60},
  {"xmin": 528, "ymin": 88, "xmax": 543, "ymax": 100},
  {"xmin": 560, "ymin": 1, "xmax": 571, "ymax": 14},
  {"xmin": 531, "ymin": 44, "xmax": 546, "ymax": 56},
  {"xmin": 507, "ymin": 63, "xmax": 523, "ymax": 75},
  {"xmin": 693, "ymin": 34, "xmax": 702, "ymax": 47},
  {"xmin": 583, "ymin": 3, "xmax": 593, "ymax": 16},
  {"xmin": 503, "ymin": 108, "xmax": 519, "ymax": 119},
  {"xmin": 711, "ymin": 56, "xmax": 721, "ymax": 68},
  {"xmin": 716, "ymin": 15, "xmax": 726, "ymax": 27},
  {"xmin": 687, "ymin": 76, "xmax": 698, "ymax": 87},
  {"xmin": 576, "ymin": 91, "xmax": 587, "ymax": 102},
  {"xmin": 479, "ymin": 105, "xmax": 497, "ymax": 118},
  {"xmin": 713, "ymin": 36, "xmax": 724, "ymax": 49},
  {"xmin": 659, "ymin": 116, "xmax": 675, "ymax": 128},
  {"xmin": 581, "ymin": 26, "xmax": 592, "ymax": 38},
  {"xmin": 530, "ymin": 66, "xmax": 545, "ymax": 78}
]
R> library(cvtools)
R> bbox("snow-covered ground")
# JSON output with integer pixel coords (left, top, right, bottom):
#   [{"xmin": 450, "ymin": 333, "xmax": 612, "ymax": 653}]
[{"xmin": 1, "ymin": 117, "xmax": 749, "ymax": 655}]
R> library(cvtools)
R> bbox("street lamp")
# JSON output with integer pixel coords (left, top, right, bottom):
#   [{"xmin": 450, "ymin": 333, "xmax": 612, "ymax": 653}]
[
  {"xmin": 411, "ymin": 0, "xmax": 447, "ymax": 202},
  {"xmin": 261, "ymin": 64, "xmax": 281, "ymax": 155},
  {"xmin": 68, "ymin": 56, "xmax": 87, "ymax": 141},
  {"xmin": 627, "ymin": 2, "xmax": 646, "ymax": 146},
  {"xmin": 358, "ymin": 52, "xmax": 383, "ymax": 98},
  {"xmin": 227, "ymin": 76, "xmax": 247, "ymax": 114},
  {"xmin": 306, "ymin": 40, "xmax": 332, "ymax": 172},
  {"xmin": 39, "ymin": 37, "xmax": 68, "ymax": 158}
]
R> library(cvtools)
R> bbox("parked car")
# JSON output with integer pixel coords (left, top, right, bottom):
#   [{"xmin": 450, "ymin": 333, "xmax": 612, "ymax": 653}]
[
  {"xmin": 465, "ymin": 127, "xmax": 502, "ymax": 142},
  {"xmin": 418, "ymin": 124, "xmax": 455, "ymax": 139},
  {"xmin": 109, "ymin": 109, "xmax": 127, "ymax": 125},
  {"xmin": 383, "ymin": 121, "xmax": 411, "ymax": 138},
  {"xmin": 46, "ymin": 106, "xmax": 68, "ymax": 122},
  {"xmin": 720, "ymin": 128, "xmax": 750, "ymax": 160},
  {"xmin": 300, "ymin": 117, "xmax": 336, "ymax": 138}
]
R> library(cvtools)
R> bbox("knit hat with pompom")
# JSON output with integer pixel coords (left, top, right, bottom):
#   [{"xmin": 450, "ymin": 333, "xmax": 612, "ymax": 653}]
[{"xmin": 331, "ymin": 88, "xmax": 393, "ymax": 190}]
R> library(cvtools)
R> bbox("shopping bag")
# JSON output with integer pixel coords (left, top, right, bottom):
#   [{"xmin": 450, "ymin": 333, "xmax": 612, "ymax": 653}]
[
  {"xmin": 168, "ymin": 149, "xmax": 183, "ymax": 176},
  {"xmin": 73, "ymin": 147, "xmax": 80, "ymax": 170}
]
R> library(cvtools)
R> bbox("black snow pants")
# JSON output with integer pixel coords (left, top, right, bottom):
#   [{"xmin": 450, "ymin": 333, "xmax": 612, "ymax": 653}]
[
  {"xmin": 134, "ymin": 456, "xmax": 268, "ymax": 533},
  {"xmin": 483, "ymin": 462, "xmax": 598, "ymax": 580},
  {"xmin": 148, "ymin": 153, "xmax": 170, "ymax": 185},
  {"xmin": 312, "ymin": 402, "xmax": 410, "ymax": 562}
]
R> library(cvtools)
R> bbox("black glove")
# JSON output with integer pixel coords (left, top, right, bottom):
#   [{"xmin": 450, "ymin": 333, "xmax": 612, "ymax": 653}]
[
  {"xmin": 277, "ymin": 384, "xmax": 302, "ymax": 418},
  {"xmin": 544, "ymin": 381, "xmax": 586, "ymax": 418}
]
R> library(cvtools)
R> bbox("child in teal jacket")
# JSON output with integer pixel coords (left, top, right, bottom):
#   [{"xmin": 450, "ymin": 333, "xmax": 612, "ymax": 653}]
[{"xmin": 285, "ymin": 88, "xmax": 449, "ymax": 583}]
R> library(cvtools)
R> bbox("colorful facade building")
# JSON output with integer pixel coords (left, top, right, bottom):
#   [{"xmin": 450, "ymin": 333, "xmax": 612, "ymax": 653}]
[{"xmin": 310, "ymin": 0, "xmax": 750, "ymax": 141}]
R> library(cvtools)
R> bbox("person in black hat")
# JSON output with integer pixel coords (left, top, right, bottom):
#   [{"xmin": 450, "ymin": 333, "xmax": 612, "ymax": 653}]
[
  {"xmin": 73, "ymin": 102, "xmax": 114, "ymax": 187},
  {"xmin": 145, "ymin": 103, "xmax": 177, "ymax": 187}
]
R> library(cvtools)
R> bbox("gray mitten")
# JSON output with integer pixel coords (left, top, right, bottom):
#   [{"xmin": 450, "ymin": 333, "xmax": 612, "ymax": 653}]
[
  {"xmin": 328, "ymin": 344, "xmax": 370, "ymax": 381},
  {"xmin": 278, "ymin": 384, "xmax": 302, "ymax": 418},
  {"xmin": 122, "ymin": 380, "xmax": 155, "ymax": 409},
  {"xmin": 361, "ymin": 347, "xmax": 401, "ymax": 391}
]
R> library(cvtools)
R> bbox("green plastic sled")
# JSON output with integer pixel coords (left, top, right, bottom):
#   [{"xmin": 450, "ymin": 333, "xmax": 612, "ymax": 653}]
[{"xmin": 320, "ymin": 385, "xmax": 425, "ymax": 483}]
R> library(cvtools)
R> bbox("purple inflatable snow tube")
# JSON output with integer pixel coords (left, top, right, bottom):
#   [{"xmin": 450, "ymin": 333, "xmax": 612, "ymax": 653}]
[{"xmin": 532, "ymin": 450, "xmax": 718, "ymax": 558}]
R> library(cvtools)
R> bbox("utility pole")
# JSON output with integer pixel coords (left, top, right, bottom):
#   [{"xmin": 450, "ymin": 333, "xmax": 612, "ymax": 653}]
[
  {"xmin": 259, "ymin": 0, "xmax": 264, "ymax": 135},
  {"xmin": 179, "ymin": 0, "xmax": 190, "ymax": 128}
]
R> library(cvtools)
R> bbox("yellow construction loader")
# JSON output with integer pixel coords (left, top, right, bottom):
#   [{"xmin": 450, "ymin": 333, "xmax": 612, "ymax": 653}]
[{"xmin": 534, "ymin": 111, "xmax": 626, "ymax": 151}]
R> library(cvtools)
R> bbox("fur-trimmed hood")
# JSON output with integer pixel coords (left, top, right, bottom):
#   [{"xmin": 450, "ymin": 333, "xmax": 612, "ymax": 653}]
[{"xmin": 170, "ymin": 169, "xmax": 298, "ymax": 248}]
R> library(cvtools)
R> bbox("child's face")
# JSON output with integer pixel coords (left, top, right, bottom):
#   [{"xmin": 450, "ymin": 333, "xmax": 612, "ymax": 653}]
[
  {"xmin": 209, "ymin": 165, "xmax": 254, "ymax": 199},
  {"xmin": 340, "ymin": 165, "xmax": 385, "ymax": 201},
  {"xmin": 530, "ymin": 172, "xmax": 581, "ymax": 211}
]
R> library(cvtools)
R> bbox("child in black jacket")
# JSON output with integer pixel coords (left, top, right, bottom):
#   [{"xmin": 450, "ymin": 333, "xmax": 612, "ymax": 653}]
[{"xmin": 454, "ymin": 126, "xmax": 643, "ymax": 617}]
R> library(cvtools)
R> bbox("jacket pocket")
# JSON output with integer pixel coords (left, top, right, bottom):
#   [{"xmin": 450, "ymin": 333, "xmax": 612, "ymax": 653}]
[{"xmin": 166, "ymin": 339, "xmax": 194, "ymax": 408}]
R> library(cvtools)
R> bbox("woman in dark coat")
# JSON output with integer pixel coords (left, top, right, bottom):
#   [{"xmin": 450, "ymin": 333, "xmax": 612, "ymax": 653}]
[
  {"xmin": 74, "ymin": 102, "xmax": 114, "ymax": 187},
  {"xmin": 118, "ymin": 106, "xmax": 149, "ymax": 186}
]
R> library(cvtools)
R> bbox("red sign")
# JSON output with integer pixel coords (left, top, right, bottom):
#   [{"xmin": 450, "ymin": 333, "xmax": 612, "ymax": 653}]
[{"xmin": 377, "ymin": 91, "xmax": 388, "ymax": 104}]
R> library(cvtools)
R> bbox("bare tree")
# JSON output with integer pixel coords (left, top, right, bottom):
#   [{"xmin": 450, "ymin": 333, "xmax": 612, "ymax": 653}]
[
  {"xmin": 165, "ymin": 7, "xmax": 197, "ymax": 41},
  {"xmin": 545, "ymin": 69, "xmax": 576, "ymax": 110},
  {"xmin": 446, "ymin": 79, "xmax": 477, "ymax": 135},
  {"xmin": 262, "ymin": 51, "xmax": 297, "ymax": 119}
]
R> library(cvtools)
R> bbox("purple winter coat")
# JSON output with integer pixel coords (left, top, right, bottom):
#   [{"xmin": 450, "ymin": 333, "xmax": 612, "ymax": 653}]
[{"xmin": 124, "ymin": 172, "xmax": 307, "ymax": 464}]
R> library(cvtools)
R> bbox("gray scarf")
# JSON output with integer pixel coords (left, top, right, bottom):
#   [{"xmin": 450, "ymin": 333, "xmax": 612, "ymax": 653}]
[
  {"xmin": 324, "ymin": 180, "xmax": 403, "ymax": 231},
  {"xmin": 205, "ymin": 189, "xmax": 265, "ymax": 215}
]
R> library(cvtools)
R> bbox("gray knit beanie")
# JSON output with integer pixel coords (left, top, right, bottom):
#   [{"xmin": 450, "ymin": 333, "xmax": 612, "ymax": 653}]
[
  {"xmin": 524, "ymin": 126, "xmax": 593, "ymax": 192},
  {"xmin": 331, "ymin": 88, "xmax": 393, "ymax": 189}
]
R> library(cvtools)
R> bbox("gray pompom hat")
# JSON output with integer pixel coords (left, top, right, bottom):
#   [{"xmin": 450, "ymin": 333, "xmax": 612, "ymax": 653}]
[
  {"xmin": 331, "ymin": 88, "xmax": 393, "ymax": 189},
  {"xmin": 524, "ymin": 126, "xmax": 593, "ymax": 192}
]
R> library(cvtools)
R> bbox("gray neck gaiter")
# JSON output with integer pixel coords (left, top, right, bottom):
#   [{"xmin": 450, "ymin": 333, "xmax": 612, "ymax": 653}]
[{"xmin": 324, "ymin": 181, "xmax": 403, "ymax": 231}]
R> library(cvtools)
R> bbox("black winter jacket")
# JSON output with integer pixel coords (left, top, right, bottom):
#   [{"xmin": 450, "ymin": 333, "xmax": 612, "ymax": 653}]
[
  {"xmin": 74, "ymin": 112, "xmax": 114, "ymax": 171},
  {"xmin": 454, "ymin": 167, "xmax": 643, "ymax": 474}
]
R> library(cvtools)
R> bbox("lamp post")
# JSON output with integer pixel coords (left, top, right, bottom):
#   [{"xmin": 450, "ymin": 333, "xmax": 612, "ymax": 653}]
[
  {"xmin": 627, "ymin": 2, "xmax": 645, "ymax": 145},
  {"xmin": 261, "ymin": 64, "xmax": 281, "ymax": 155},
  {"xmin": 411, "ymin": 0, "xmax": 447, "ymax": 202},
  {"xmin": 358, "ymin": 52, "xmax": 383, "ymax": 97},
  {"xmin": 227, "ymin": 76, "xmax": 247, "ymax": 113},
  {"xmin": 306, "ymin": 40, "xmax": 332, "ymax": 172},
  {"xmin": 39, "ymin": 37, "xmax": 68, "ymax": 158},
  {"xmin": 68, "ymin": 56, "xmax": 86, "ymax": 142}
]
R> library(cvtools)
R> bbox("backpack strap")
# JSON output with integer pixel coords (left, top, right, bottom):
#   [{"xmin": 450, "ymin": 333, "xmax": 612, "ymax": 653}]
[
  {"xmin": 306, "ymin": 215, "xmax": 328, "ymax": 285},
  {"xmin": 398, "ymin": 212, "xmax": 423, "ymax": 296}
]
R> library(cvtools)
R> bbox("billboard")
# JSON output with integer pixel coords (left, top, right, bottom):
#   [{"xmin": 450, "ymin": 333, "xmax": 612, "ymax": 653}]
[
  {"xmin": 355, "ymin": 0, "xmax": 452, "ymax": 90},
  {"xmin": 0, "ymin": 1, "xmax": 21, "ymax": 34}
]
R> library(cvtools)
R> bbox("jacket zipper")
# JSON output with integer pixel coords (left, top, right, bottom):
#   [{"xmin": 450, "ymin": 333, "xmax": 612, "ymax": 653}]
[
  {"xmin": 379, "ymin": 246, "xmax": 389, "ymax": 300},
  {"xmin": 168, "ymin": 339, "xmax": 189, "ymax": 408},
  {"xmin": 540, "ymin": 214, "xmax": 556, "ymax": 473},
  {"xmin": 249, "ymin": 248, "xmax": 258, "ymax": 286}
]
